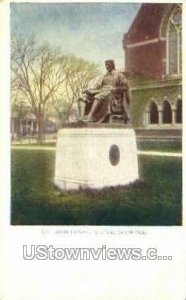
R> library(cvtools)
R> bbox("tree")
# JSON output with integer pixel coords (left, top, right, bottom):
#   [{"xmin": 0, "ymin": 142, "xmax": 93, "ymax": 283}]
[
  {"xmin": 11, "ymin": 37, "xmax": 66, "ymax": 143},
  {"xmin": 51, "ymin": 55, "xmax": 102, "ymax": 123}
]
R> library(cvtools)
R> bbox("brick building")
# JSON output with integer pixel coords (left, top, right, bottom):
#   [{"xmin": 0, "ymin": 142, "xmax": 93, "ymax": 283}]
[{"xmin": 123, "ymin": 3, "xmax": 182, "ymax": 129}]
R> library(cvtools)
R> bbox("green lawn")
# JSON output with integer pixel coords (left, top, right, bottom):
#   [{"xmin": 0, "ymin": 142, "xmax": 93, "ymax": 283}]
[
  {"xmin": 11, "ymin": 149, "xmax": 182, "ymax": 226},
  {"xmin": 137, "ymin": 140, "xmax": 182, "ymax": 152}
]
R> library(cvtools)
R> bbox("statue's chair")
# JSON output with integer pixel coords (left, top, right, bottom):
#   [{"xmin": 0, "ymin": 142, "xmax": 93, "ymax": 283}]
[{"xmin": 109, "ymin": 89, "xmax": 131, "ymax": 124}]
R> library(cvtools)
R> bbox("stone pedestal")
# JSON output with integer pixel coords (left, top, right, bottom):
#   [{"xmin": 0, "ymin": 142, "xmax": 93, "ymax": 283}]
[{"xmin": 54, "ymin": 127, "xmax": 139, "ymax": 190}]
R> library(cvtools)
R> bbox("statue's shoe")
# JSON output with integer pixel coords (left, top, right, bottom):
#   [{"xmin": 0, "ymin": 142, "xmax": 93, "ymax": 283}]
[
  {"xmin": 81, "ymin": 116, "xmax": 96, "ymax": 123},
  {"xmin": 81, "ymin": 116, "xmax": 89, "ymax": 122}
]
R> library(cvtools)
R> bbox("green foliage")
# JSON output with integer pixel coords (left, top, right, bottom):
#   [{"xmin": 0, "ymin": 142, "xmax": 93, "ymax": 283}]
[
  {"xmin": 48, "ymin": 54, "xmax": 102, "ymax": 123},
  {"xmin": 11, "ymin": 149, "xmax": 182, "ymax": 225}
]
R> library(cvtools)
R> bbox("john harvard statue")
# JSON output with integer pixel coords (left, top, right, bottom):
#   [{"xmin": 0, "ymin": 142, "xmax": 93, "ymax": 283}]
[{"xmin": 78, "ymin": 59, "xmax": 132, "ymax": 124}]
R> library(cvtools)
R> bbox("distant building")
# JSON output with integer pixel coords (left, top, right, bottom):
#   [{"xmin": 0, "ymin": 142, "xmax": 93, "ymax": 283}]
[
  {"xmin": 11, "ymin": 112, "xmax": 58, "ymax": 140},
  {"xmin": 123, "ymin": 3, "xmax": 182, "ymax": 129},
  {"xmin": 11, "ymin": 112, "xmax": 37, "ymax": 139}
]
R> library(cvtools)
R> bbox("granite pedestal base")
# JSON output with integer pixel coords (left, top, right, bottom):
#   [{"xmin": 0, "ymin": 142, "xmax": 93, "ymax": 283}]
[{"xmin": 54, "ymin": 127, "xmax": 139, "ymax": 190}]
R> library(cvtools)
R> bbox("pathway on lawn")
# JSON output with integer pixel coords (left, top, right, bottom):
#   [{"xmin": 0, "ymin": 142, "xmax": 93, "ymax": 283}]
[
  {"xmin": 11, "ymin": 145, "xmax": 182, "ymax": 157},
  {"xmin": 11, "ymin": 146, "xmax": 55, "ymax": 151},
  {"xmin": 137, "ymin": 151, "xmax": 182, "ymax": 157}
]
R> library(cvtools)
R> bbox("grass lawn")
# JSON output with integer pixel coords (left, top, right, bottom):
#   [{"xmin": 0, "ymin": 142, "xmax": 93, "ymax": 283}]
[
  {"xmin": 11, "ymin": 149, "xmax": 182, "ymax": 226},
  {"xmin": 137, "ymin": 140, "xmax": 182, "ymax": 152}
]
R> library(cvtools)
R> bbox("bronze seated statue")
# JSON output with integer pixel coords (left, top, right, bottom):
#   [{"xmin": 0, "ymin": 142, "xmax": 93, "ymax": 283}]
[{"xmin": 78, "ymin": 60, "xmax": 131, "ymax": 124}]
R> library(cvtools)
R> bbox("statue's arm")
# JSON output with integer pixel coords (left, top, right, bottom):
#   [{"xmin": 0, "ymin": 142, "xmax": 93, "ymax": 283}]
[{"xmin": 83, "ymin": 75, "xmax": 103, "ymax": 94}]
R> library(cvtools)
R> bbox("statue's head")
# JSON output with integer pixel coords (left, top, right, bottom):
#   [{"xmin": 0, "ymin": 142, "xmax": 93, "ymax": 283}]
[{"xmin": 105, "ymin": 60, "xmax": 115, "ymax": 72}]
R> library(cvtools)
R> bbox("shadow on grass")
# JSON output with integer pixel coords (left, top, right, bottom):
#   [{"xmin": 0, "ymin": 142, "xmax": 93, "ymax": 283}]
[{"xmin": 11, "ymin": 150, "xmax": 182, "ymax": 226}]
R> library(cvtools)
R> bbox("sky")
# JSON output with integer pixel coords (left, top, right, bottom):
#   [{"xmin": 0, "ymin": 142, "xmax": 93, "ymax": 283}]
[{"xmin": 11, "ymin": 3, "xmax": 141, "ymax": 70}]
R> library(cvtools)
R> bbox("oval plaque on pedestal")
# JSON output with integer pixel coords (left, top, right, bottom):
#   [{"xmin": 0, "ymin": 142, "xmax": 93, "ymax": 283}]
[{"xmin": 109, "ymin": 144, "xmax": 120, "ymax": 166}]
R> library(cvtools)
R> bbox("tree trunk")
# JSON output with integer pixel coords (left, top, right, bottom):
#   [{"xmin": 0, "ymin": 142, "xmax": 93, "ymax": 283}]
[{"xmin": 37, "ymin": 114, "xmax": 44, "ymax": 144}]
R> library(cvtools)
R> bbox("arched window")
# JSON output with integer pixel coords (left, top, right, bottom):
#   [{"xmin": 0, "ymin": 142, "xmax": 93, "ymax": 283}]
[
  {"xmin": 150, "ymin": 101, "xmax": 158, "ymax": 124},
  {"xmin": 176, "ymin": 99, "xmax": 182, "ymax": 123},
  {"xmin": 167, "ymin": 5, "xmax": 182, "ymax": 75},
  {"xmin": 163, "ymin": 100, "xmax": 172, "ymax": 124}
]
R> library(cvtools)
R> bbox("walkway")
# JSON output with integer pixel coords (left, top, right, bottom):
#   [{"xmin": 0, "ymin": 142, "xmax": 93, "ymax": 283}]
[
  {"xmin": 11, "ymin": 146, "xmax": 55, "ymax": 151},
  {"xmin": 11, "ymin": 146, "xmax": 182, "ymax": 157},
  {"xmin": 137, "ymin": 150, "xmax": 182, "ymax": 157}
]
